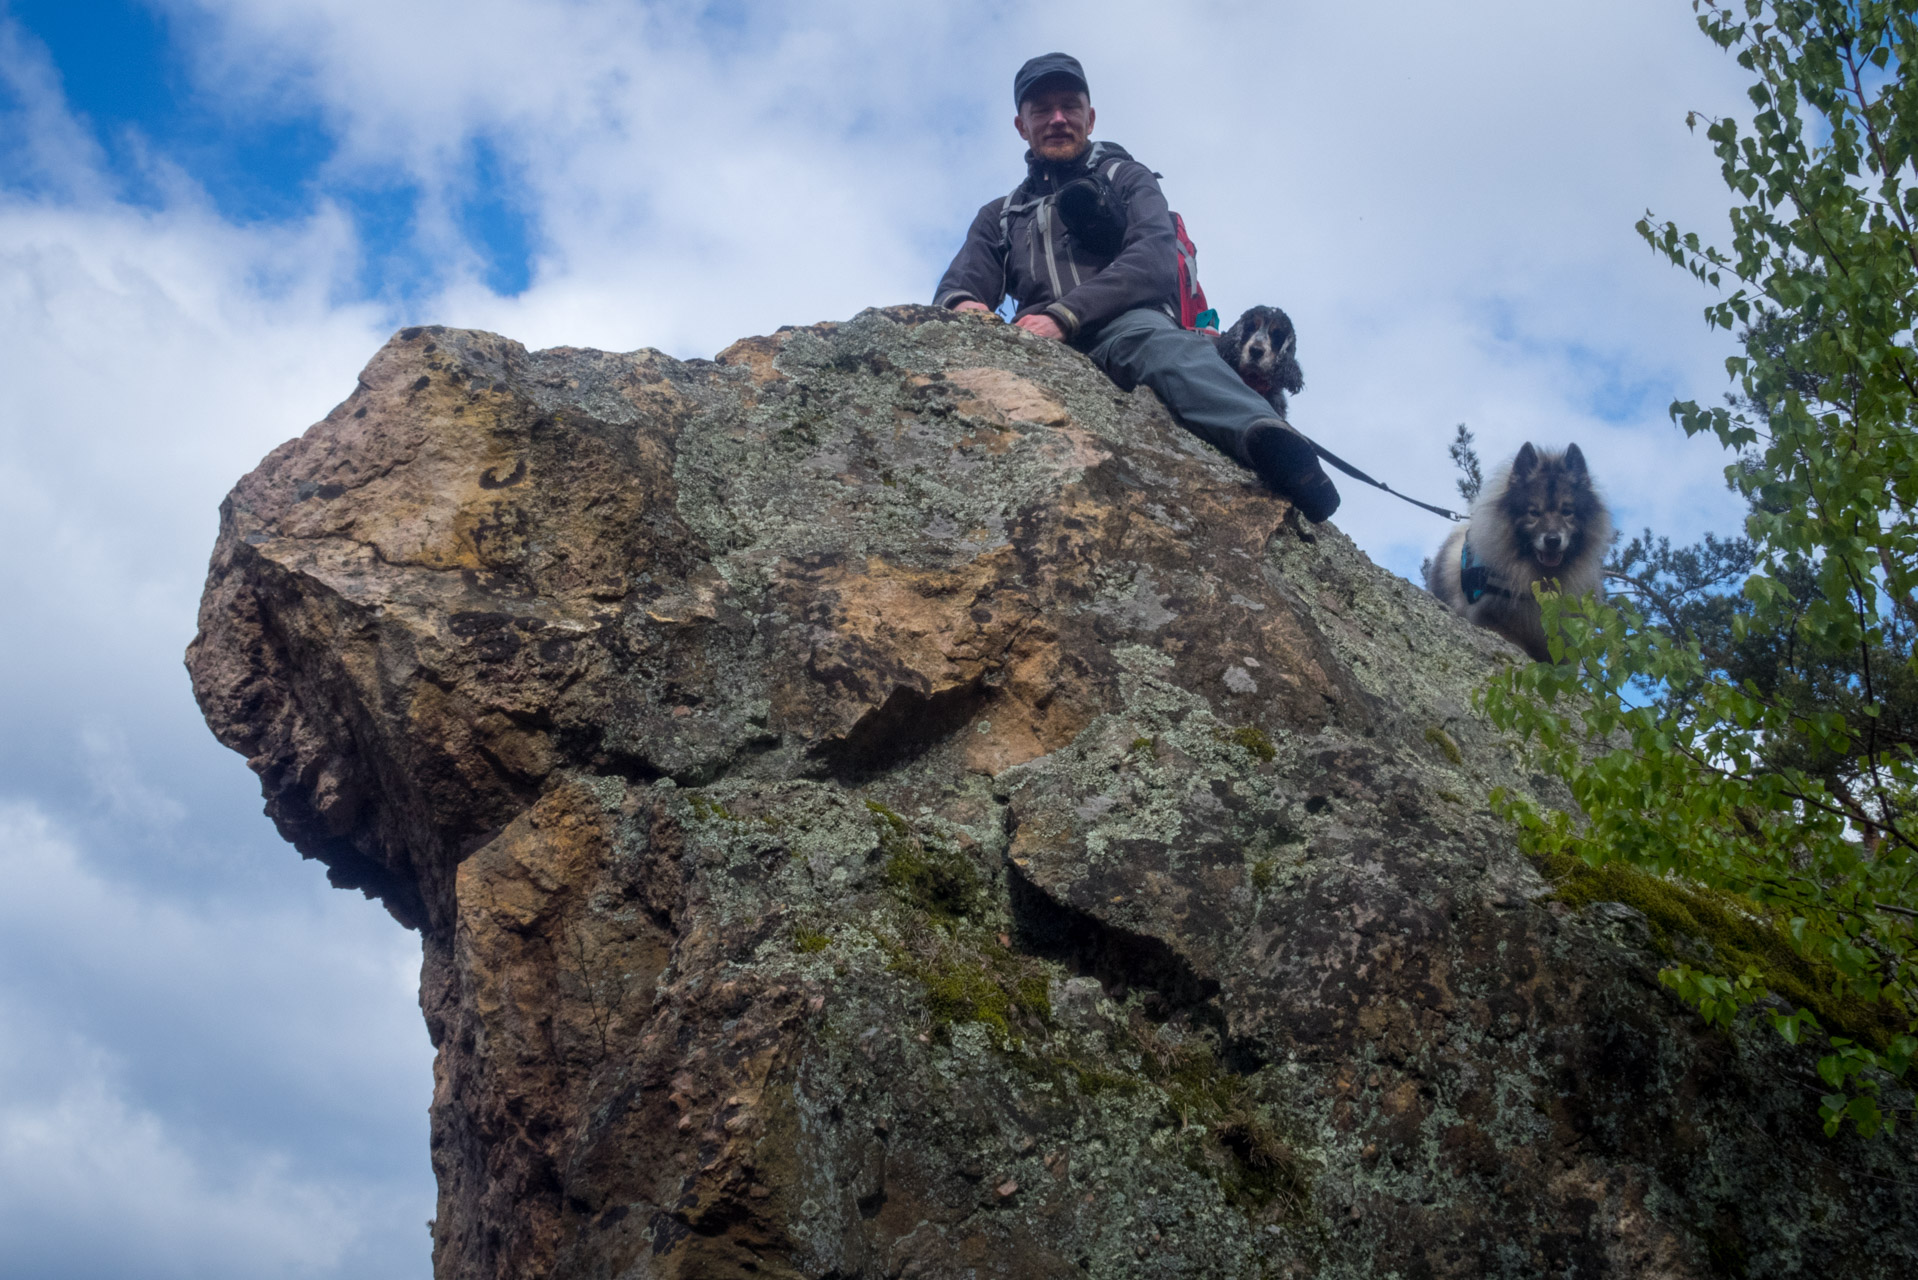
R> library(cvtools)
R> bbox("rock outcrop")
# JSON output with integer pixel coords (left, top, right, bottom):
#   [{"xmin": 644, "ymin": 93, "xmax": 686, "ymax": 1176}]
[{"xmin": 190, "ymin": 307, "xmax": 1917, "ymax": 1278}]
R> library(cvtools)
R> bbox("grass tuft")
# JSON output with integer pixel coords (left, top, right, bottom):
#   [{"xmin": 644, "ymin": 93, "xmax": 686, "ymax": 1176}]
[
  {"xmin": 868, "ymin": 800, "xmax": 983, "ymax": 925},
  {"xmin": 1146, "ymin": 1042, "xmax": 1310, "ymax": 1214},
  {"xmin": 888, "ymin": 940, "xmax": 1051, "ymax": 1042},
  {"xmin": 1225, "ymin": 725, "xmax": 1277, "ymax": 763},
  {"xmin": 1424, "ymin": 724, "xmax": 1464, "ymax": 765}
]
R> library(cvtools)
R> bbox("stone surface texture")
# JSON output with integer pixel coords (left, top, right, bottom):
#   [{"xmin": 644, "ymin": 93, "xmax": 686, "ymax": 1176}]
[{"xmin": 189, "ymin": 307, "xmax": 1917, "ymax": 1278}]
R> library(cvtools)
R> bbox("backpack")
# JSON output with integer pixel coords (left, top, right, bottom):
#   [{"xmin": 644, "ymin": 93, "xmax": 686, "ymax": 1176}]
[{"xmin": 999, "ymin": 154, "xmax": 1213, "ymax": 331}]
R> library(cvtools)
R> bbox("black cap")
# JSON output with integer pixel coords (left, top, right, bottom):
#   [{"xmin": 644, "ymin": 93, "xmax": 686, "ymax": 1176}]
[{"xmin": 1014, "ymin": 53, "xmax": 1088, "ymax": 108}]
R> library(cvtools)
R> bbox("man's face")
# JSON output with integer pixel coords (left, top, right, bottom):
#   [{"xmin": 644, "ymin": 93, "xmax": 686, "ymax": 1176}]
[{"xmin": 1015, "ymin": 84, "xmax": 1094, "ymax": 162}]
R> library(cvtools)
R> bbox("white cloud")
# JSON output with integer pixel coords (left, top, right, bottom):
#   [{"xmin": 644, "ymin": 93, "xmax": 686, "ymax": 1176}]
[
  {"xmin": 0, "ymin": 14, "xmax": 111, "ymax": 202},
  {"xmin": 0, "ymin": 802, "xmax": 431, "ymax": 1280},
  {"xmin": 0, "ymin": 166, "xmax": 391, "ymax": 883},
  {"xmin": 0, "ymin": 1052, "xmax": 356, "ymax": 1280},
  {"xmin": 81, "ymin": 722, "xmax": 187, "ymax": 828}
]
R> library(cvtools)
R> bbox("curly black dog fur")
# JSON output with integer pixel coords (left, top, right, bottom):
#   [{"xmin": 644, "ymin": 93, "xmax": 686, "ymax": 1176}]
[{"xmin": 1217, "ymin": 305, "xmax": 1305, "ymax": 418}]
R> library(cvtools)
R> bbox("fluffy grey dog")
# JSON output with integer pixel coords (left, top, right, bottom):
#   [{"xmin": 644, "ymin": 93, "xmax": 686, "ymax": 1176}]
[
  {"xmin": 1427, "ymin": 443, "xmax": 1612, "ymax": 662},
  {"xmin": 1217, "ymin": 306, "xmax": 1304, "ymax": 417}
]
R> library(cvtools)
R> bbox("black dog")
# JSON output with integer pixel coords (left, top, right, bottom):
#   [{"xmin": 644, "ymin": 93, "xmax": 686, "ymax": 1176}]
[{"xmin": 1217, "ymin": 306, "xmax": 1304, "ymax": 418}]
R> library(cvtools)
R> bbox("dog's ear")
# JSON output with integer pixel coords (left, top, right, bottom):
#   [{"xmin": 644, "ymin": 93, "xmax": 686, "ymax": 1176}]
[
  {"xmin": 1563, "ymin": 443, "xmax": 1588, "ymax": 477},
  {"xmin": 1512, "ymin": 442, "xmax": 1539, "ymax": 479},
  {"xmin": 1276, "ymin": 335, "xmax": 1304, "ymax": 394}
]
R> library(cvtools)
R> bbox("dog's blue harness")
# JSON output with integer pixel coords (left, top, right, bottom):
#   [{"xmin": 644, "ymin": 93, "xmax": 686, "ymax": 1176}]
[{"xmin": 1459, "ymin": 537, "xmax": 1511, "ymax": 604}]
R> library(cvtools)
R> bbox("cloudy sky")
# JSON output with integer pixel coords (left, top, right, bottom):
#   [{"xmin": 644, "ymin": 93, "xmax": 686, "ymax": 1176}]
[{"xmin": 0, "ymin": 2, "xmax": 1758, "ymax": 1276}]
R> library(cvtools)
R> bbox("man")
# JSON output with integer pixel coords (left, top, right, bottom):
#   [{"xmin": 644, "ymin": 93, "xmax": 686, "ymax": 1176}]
[{"xmin": 934, "ymin": 53, "xmax": 1340, "ymax": 522}]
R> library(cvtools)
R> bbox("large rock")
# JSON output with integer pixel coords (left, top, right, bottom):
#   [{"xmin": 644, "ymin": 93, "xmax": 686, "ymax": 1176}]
[{"xmin": 189, "ymin": 307, "xmax": 1917, "ymax": 1278}]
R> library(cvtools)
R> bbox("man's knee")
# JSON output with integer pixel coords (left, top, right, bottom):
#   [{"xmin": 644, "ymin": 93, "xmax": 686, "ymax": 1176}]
[
  {"xmin": 1118, "ymin": 328, "xmax": 1228, "ymax": 391},
  {"xmin": 1088, "ymin": 309, "xmax": 1193, "ymax": 380}
]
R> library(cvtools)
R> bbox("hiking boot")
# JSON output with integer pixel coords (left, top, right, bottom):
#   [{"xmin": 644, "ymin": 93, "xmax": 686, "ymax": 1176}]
[{"xmin": 1242, "ymin": 419, "xmax": 1340, "ymax": 522}]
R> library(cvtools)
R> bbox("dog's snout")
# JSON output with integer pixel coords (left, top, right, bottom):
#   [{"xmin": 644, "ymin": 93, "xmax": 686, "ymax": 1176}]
[{"xmin": 1541, "ymin": 533, "xmax": 1565, "ymax": 551}]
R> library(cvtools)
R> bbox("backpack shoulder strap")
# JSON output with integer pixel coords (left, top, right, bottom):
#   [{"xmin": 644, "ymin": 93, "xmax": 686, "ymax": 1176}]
[{"xmin": 998, "ymin": 184, "xmax": 1022, "ymax": 248}]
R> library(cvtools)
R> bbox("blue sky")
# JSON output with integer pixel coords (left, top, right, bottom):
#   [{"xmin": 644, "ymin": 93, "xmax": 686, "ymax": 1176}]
[
  {"xmin": 8, "ymin": 0, "xmax": 536, "ymax": 296},
  {"xmin": 0, "ymin": 2, "xmax": 1757, "ymax": 1277}
]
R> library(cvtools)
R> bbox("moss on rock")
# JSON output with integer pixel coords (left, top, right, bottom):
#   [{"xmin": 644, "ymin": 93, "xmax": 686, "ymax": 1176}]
[
  {"xmin": 868, "ymin": 799, "xmax": 985, "ymax": 926},
  {"xmin": 1540, "ymin": 851, "xmax": 1904, "ymax": 1048}
]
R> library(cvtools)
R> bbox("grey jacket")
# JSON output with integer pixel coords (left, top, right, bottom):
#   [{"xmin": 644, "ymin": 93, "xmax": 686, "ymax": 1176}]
[{"xmin": 933, "ymin": 141, "xmax": 1179, "ymax": 343}]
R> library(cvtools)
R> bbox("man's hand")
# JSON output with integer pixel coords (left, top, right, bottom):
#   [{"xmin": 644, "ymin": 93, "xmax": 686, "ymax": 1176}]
[
  {"xmin": 954, "ymin": 300, "xmax": 993, "ymax": 314},
  {"xmin": 1014, "ymin": 313, "xmax": 1065, "ymax": 341}
]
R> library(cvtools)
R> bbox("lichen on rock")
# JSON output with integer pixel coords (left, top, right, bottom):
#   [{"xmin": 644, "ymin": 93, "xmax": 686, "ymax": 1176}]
[{"xmin": 190, "ymin": 306, "xmax": 1918, "ymax": 1278}]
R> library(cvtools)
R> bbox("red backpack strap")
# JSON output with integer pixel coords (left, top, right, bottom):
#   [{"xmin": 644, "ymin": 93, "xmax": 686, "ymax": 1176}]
[{"xmin": 1172, "ymin": 212, "xmax": 1208, "ymax": 329}]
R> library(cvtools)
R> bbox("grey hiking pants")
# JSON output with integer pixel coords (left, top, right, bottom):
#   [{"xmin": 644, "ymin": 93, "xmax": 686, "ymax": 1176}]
[{"xmin": 1080, "ymin": 307, "xmax": 1277, "ymax": 464}]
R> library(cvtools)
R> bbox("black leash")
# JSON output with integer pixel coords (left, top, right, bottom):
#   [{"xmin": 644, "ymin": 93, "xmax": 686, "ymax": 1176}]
[{"xmin": 1310, "ymin": 442, "xmax": 1468, "ymax": 522}]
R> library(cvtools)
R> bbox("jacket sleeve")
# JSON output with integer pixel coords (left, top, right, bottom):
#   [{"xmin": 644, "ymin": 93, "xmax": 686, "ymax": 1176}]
[
  {"xmin": 934, "ymin": 200, "xmax": 1008, "ymax": 310},
  {"xmin": 1043, "ymin": 163, "xmax": 1178, "ymax": 340}
]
